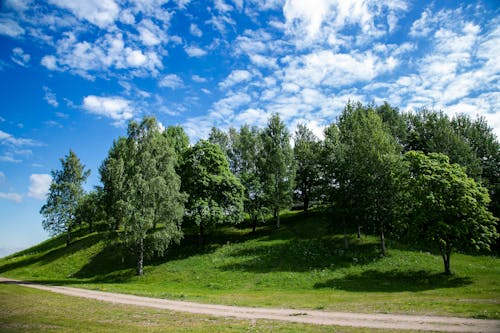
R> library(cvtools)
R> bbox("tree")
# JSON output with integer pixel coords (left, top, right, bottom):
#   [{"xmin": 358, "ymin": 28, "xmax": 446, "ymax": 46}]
[
  {"xmin": 336, "ymin": 103, "xmax": 404, "ymax": 255},
  {"xmin": 75, "ymin": 188, "xmax": 105, "ymax": 233},
  {"xmin": 404, "ymin": 110, "xmax": 481, "ymax": 178},
  {"xmin": 99, "ymin": 137, "xmax": 128, "ymax": 231},
  {"xmin": 261, "ymin": 114, "xmax": 295, "ymax": 228},
  {"xmin": 100, "ymin": 117, "xmax": 186, "ymax": 275},
  {"xmin": 181, "ymin": 140, "xmax": 244, "ymax": 245},
  {"xmin": 293, "ymin": 124, "xmax": 320, "ymax": 212},
  {"xmin": 163, "ymin": 125, "xmax": 190, "ymax": 169},
  {"xmin": 41, "ymin": 150, "xmax": 90, "ymax": 246},
  {"xmin": 404, "ymin": 151, "xmax": 498, "ymax": 274},
  {"xmin": 233, "ymin": 125, "xmax": 268, "ymax": 233}
]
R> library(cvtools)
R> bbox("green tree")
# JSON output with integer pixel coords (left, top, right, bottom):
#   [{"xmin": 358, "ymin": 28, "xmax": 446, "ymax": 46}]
[
  {"xmin": 181, "ymin": 140, "xmax": 244, "ymax": 245},
  {"xmin": 451, "ymin": 115, "xmax": 500, "ymax": 217},
  {"xmin": 261, "ymin": 114, "xmax": 295, "ymax": 228},
  {"xmin": 41, "ymin": 150, "xmax": 90, "ymax": 246},
  {"xmin": 99, "ymin": 137, "xmax": 128, "ymax": 231},
  {"xmin": 293, "ymin": 124, "xmax": 320, "ymax": 211},
  {"xmin": 337, "ymin": 103, "xmax": 404, "ymax": 255},
  {"xmin": 100, "ymin": 117, "xmax": 186, "ymax": 275},
  {"xmin": 164, "ymin": 125, "xmax": 190, "ymax": 169},
  {"xmin": 75, "ymin": 188, "xmax": 105, "ymax": 233},
  {"xmin": 404, "ymin": 110, "xmax": 481, "ymax": 178},
  {"xmin": 404, "ymin": 151, "xmax": 498, "ymax": 274},
  {"xmin": 233, "ymin": 125, "xmax": 268, "ymax": 233}
]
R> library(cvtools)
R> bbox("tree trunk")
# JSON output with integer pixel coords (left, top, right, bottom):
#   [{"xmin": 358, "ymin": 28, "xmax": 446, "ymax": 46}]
[
  {"xmin": 199, "ymin": 223, "xmax": 205, "ymax": 247},
  {"xmin": 343, "ymin": 226, "xmax": 349, "ymax": 250},
  {"xmin": 66, "ymin": 225, "xmax": 72, "ymax": 247},
  {"xmin": 441, "ymin": 249, "xmax": 451, "ymax": 275},
  {"xmin": 252, "ymin": 217, "xmax": 257, "ymax": 233},
  {"xmin": 379, "ymin": 225, "xmax": 386, "ymax": 256},
  {"xmin": 276, "ymin": 212, "xmax": 280, "ymax": 229},
  {"xmin": 357, "ymin": 225, "xmax": 362, "ymax": 239},
  {"xmin": 304, "ymin": 194, "xmax": 310, "ymax": 212},
  {"xmin": 136, "ymin": 238, "xmax": 144, "ymax": 276}
]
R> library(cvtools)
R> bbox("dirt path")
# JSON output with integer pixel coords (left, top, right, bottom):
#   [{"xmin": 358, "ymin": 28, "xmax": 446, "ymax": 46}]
[{"xmin": 1, "ymin": 277, "xmax": 499, "ymax": 332}]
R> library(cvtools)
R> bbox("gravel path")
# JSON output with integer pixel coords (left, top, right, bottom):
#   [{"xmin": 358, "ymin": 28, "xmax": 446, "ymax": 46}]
[{"xmin": 2, "ymin": 277, "xmax": 499, "ymax": 332}]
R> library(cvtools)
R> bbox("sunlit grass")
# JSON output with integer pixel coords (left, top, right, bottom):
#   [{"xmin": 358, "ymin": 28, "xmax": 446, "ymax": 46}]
[{"xmin": 1, "ymin": 209, "xmax": 499, "ymax": 319}]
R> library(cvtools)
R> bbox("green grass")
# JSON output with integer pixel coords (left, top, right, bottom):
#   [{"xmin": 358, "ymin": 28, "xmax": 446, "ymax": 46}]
[
  {"xmin": 2, "ymin": 283, "xmax": 408, "ymax": 332},
  {"xmin": 1, "ymin": 210, "xmax": 499, "ymax": 319}
]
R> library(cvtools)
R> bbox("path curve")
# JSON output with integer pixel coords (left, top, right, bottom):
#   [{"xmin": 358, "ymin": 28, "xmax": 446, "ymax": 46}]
[{"xmin": 1, "ymin": 277, "xmax": 499, "ymax": 332}]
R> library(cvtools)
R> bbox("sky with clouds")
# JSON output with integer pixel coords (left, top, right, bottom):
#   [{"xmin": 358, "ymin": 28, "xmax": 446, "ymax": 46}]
[{"xmin": 0, "ymin": 0, "xmax": 499, "ymax": 256}]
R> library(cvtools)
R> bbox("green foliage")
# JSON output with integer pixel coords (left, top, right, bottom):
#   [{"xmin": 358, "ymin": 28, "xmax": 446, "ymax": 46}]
[
  {"xmin": 404, "ymin": 110, "xmax": 482, "ymax": 178},
  {"xmin": 40, "ymin": 150, "xmax": 90, "ymax": 246},
  {"xmin": 404, "ymin": 151, "xmax": 498, "ymax": 274},
  {"xmin": 293, "ymin": 124, "xmax": 321, "ymax": 211},
  {"xmin": 163, "ymin": 125, "xmax": 190, "ymax": 168},
  {"xmin": 261, "ymin": 114, "xmax": 295, "ymax": 228},
  {"xmin": 101, "ymin": 117, "xmax": 186, "ymax": 275},
  {"xmin": 181, "ymin": 140, "xmax": 244, "ymax": 245},
  {"xmin": 75, "ymin": 188, "xmax": 106, "ymax": 233},
  {"xmin": 335, "ymin": 102, "xmax": 404, "ymax": 255}
]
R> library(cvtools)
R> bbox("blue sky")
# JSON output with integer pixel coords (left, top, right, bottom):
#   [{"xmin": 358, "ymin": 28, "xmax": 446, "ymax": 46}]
[{"xmin": 0, "ymin": 0, "xmax": 499, "ymax": 257}]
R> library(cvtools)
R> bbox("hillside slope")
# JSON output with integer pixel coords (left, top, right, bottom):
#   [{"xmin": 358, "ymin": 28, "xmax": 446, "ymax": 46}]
[{"xmin": 1, "ymin": 210, "xmax": 499, "ymax": 319}]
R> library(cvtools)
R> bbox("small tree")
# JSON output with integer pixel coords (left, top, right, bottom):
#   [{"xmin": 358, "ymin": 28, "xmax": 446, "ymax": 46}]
[
  {"xmin": 41, "ymin": 150, "xmax": 90, "ymax": 246},
  {"xmin": 181, "ymin": 140, "xmax": 244, "ymax": 245},
  {"xmin": 293, "ymin": 124, "xmax": 320, "ymax": 212},
  {"xmin": 404, "ymin": 151, "xmax": 498, "ymax": 274},
  {"xmin": 261, "ymin": 114, "xmax": 295, "ymax": 228}
]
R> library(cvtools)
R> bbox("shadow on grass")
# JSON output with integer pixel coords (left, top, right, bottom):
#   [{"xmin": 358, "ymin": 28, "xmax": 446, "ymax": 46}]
[
  {"xmin": 219, "ymin": 236, "xmax": 381, "ymax": 273},
  {"xmin": 314, "ymin": 269, "xmax": 472, "ymax": 292}
]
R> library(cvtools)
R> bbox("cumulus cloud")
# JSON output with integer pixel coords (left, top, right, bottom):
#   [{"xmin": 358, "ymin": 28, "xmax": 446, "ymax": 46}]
[
  {"xmin": 159, "ymin": 74, "xmax": 184, "ymax": 89},
  {"xmin": 219, "ymin": 70, "xmax": 252, "ymax": 89},
  {"xmin": 0, "ymin": 17, "xmax": 25, "ymax": 37},
  {"xmin": 184, "ymin": 45, "xmax": 207, "ymax": 57},
  {"xmin": 82, "ymin": 95, "xmax": 134, "ymax": 124},
  {"xmin": 0, "ymin": 192, "xmax": 22, "ymax": 203},
  {"xmin": 43, "ymin": 86, "xmax": 58, "ymax": 107},
  {"xmin": 190, "ymin": 23, "xmax": 203, "ymax": 37},
  {"xmin": 0, "ymin": 130, "xmax": 40, "ymax": 147},
  {"xmin": 10, "ymin": 47, "xmax": 30, "ymax": 67},
  {"xmin": 28, "ymin": 173, "xmax": 52, "ymax": 200},
  {"xmin": 48, "ymin": 0, "xmax": 120, "ymax": 28}
]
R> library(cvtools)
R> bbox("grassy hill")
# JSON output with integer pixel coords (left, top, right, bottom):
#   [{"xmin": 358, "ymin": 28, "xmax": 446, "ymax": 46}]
[{"xmin": 1, "ymin": 210, "xmax": 499, "ymax": 319}]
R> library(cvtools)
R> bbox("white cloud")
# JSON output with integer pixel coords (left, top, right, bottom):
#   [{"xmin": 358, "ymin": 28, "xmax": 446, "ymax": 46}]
[
  {"xmin": 190, "ymin": 23, "xmax": 203, "ymax": 37},
  {"xmin": 10, "ymin": 47, "xmax": 30, "ymax": 67},
  {"xmin": 159, "ymin": 74, "xmax": 184, "ymax": 89},
  {"xmin": 28, "ymin": 174, "xmax": 52, "ymax": 200},
  {"xmin": 4, "ymin": 0, "xmax": 32, "ymax": 12},
  {"xmin": 82, "ymin": 95, "xmax": 134, "ymax": 124},
  {"xmin": 192, "ymin": 75, "xmax": 207, "ymax": 83},
  {"xmin": 48, "ymin": 0, "xmax": 119, "ymax": 28},
  {"xmin": 184, "ymin": 45, "xmax": 207, "ymax": 57},
  {"xmin": 137, "ymin": 19, "xmax": 164, "ymax": 46},
  {"xmin": 0, "ymin": 130, "xmax": 40, "ymax": 147},
  {"xmin": 41, "ymin": 55, "xmax": 58, "ymax": 70},
  {"xmin": 0, "ymin": 17, "xmax": 25, "ymax": 37},
  {"xmin": 219, "ymin": 69, "xmax": 252, "ymax": 89},
  {"xmin": 0, "ymin": 192, "xmax": 22, "ymax": 203},
  {"xmin": 126, "ymin": 49, "xmax": 147, "ymax": 67},
  {"xmin": 43, "ymin": 86, "xmax": 58, "ymax": 107}
]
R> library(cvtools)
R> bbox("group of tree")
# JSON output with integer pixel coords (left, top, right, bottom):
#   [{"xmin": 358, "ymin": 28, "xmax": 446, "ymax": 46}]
[{"xmin": 41, "ymin": 102, "xmax": 499, "ymax": 275}]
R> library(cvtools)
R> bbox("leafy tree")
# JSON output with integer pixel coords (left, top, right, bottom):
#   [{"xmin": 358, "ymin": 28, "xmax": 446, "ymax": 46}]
[
  {"xmin": 233, "ymin": 125, "xmax": 268, "ymax": 233},
  {"xmin": 293, "ymin": 124, "xmax": 320, "ymax": 211},
  {"xmin": 404, "ymin": 110, "xmax": 481, "ymax": 178},
  {"xmin": 181, "ymin": 140, "xmax": 244, "ymax": 245},
  {"xmin": 404, "ymin": 151, "xmax": 498, "ymax": 274},
  {"xmin": 451, "ymin": 115, "xmax": 500, "ymax": 217},
  {"xmin": 164, "ymin": 125, "xmax": 190, "ymax": 169},
  {"xmin": 101, "ymin": 117, "xmax": 186, "ymax": 275},
  {"xmin": 336, "ymin": 103, "xmax": 404, "ymax": 255},
  {"xmin": 41, "ymin": 150, "xmax": 90, "ymax": 246},
  {"xmin": 376, "ymin": 102, "xmax": 407, "ymax": 145},
  {"xmin": 99, "ymin": 137, "xmax": 128, "ymax": 231},
  {"xmin": 261, "ymin": 114, "xmax": 295, "ymax": 228},
  {"xmin": 75, "ymin": 188, "xmax": 105, "ymax": 233}
]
